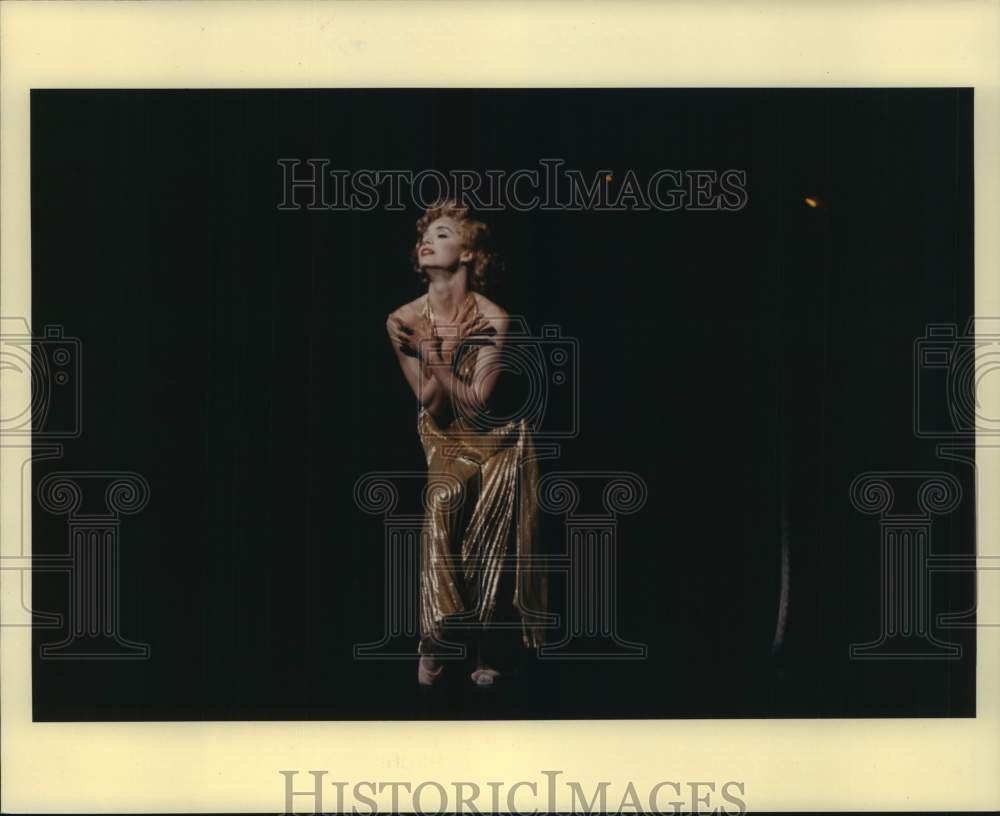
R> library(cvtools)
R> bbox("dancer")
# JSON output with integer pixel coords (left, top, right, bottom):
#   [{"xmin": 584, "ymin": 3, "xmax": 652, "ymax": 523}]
[{"xmin": 385, "ymin": 200, "xmax": 547, "ymax": 687}]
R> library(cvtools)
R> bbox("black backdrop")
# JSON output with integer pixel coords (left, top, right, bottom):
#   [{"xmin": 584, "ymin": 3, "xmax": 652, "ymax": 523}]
[{"xmin": 31, "ymin": 88, "xmax": 975, "ymax": 719}]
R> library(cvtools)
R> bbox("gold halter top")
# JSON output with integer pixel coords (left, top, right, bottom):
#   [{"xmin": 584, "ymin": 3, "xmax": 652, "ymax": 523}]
[
  {"xmin": 420, "ymin": 292, "xmax": 480, "ymax": 381},
  {"xmin": 414, "ymin": 290, "xmax": 548, "ymax": 650}
]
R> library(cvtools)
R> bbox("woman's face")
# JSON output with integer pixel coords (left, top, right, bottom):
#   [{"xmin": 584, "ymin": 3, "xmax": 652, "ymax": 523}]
[{"xmin": 417, "ymin": 217, "xmax": 471, "ymax": 270}]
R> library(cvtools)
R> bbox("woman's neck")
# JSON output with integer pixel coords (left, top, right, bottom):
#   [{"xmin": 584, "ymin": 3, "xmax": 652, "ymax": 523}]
[{"xmin": 426, "ymin": 268, "xmax": 470, "ymax": 322}]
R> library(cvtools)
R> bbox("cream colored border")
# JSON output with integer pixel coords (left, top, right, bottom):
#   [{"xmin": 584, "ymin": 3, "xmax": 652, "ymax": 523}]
[{"xmin": 2, "ymin": 1, "xmax": 998, "ymax": 812}]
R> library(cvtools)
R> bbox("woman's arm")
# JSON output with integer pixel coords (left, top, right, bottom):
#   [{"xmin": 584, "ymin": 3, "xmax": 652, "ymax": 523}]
[
  {"xmin": 387, "ymin": 304, "xmax": 446, "ymax": 407},
  {"xmin": 424, "ymin": 309, "xmax": 507, "ymax": 417},
  {"xmin": 389, "ymin": 300, "xmax": 508, "ymax": 416},
  {"xmin": 386, "ymin": 307, "xmax": 424, "ymax": 401},
  {"xmin": 468, "ymin": 311, "xmax": 507, "ymax": 411}
]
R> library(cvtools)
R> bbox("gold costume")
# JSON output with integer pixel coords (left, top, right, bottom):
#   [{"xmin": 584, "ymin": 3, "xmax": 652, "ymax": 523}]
[{"xmin": 417, "ymin": 293, "xmax": 548, "ymax": 654}]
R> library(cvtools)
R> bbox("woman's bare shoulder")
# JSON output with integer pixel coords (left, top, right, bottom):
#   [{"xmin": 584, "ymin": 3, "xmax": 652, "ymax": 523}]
[
  {"xmin": 392, "ymin": 294, "xmax": 427, "ymax": 317},
  {"xmin": 472, "ymin": 292, "xmax": 508, "ymax": 320}
]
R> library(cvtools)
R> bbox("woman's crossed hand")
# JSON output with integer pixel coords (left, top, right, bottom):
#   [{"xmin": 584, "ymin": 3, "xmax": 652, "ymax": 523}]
[{"xmin": 386, "ymin": 306, "xmax": 434, "ymax": 361}]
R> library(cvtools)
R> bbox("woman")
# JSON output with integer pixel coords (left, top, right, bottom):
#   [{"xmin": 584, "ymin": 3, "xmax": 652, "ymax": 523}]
[{"xmin": 385, "ymin": 200, "xmax": 547, "ymax": 687}]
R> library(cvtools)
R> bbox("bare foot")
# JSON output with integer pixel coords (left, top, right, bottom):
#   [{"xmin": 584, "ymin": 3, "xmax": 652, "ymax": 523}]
[
  {"xmin": 418, "ymin": 654, "xmax": 444, "ymax": 686},
  {"xmin": 470, "ymin": 667, "xmax": 500, "ymax": 686}
]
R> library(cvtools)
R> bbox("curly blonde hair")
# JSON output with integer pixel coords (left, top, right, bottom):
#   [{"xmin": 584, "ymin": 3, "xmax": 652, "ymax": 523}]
[{"xmin": 410, "ymin": 199, "xmax": 502, "ymax": 294}]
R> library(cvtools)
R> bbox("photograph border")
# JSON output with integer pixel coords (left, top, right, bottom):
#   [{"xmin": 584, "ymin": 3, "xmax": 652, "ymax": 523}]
[{"xmin": 2, "ymin": 1, "xmax": 998, "ymax": 812}]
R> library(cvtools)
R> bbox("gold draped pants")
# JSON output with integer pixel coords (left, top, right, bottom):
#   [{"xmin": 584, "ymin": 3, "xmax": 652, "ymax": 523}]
[{"xmin": 417, "ymin": 406, "xmax": 548, "ymax": 652}]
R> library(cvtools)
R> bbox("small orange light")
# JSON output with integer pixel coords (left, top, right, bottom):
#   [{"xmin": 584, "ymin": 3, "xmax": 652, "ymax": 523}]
[
  {"xmin": 804, "ymin": 197, "xmax": 818, "ymax": 209},
  {"xmin": 605, "ymin": 174, "xmax": 613, "ymax": 182}
]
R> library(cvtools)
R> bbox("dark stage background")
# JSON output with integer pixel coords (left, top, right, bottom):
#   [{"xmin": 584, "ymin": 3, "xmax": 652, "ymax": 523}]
[{"xmin": 30, "ymin": 88, "xmax": 975, "ymax": 719}]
